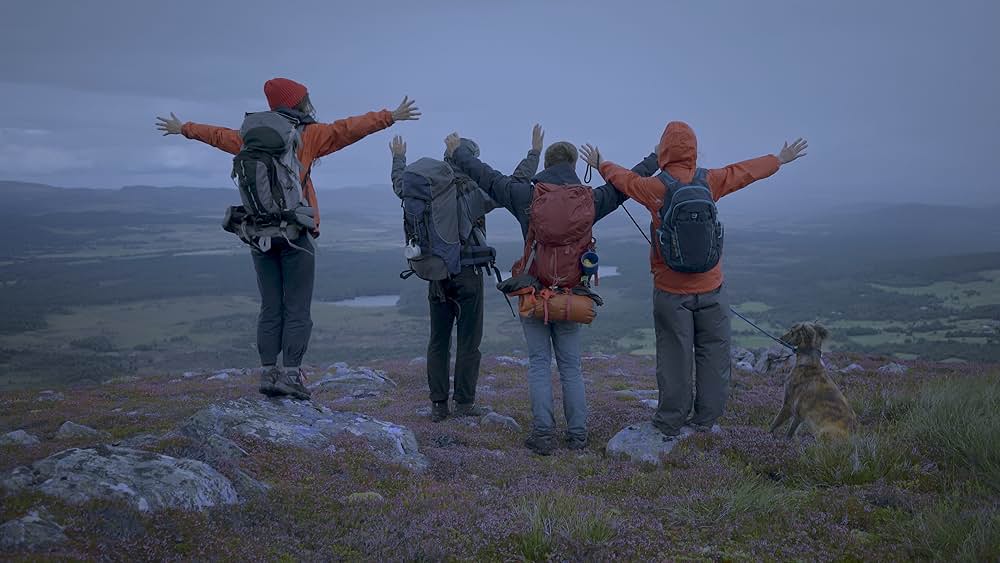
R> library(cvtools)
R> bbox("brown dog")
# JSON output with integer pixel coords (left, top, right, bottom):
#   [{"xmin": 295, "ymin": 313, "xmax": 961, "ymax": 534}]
[{"xmin": 769, "ymin": 322, "xmax": 858, "ymax": 441}]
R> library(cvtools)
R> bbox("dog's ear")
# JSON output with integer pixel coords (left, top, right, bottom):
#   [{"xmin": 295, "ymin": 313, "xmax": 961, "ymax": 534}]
[
  {"xmin": 782, "ymin": 323, "xmax": 803, "ymax": 347},
  {"xmin": 814, "ymin": 323, "xmax": 829, "ymax": 342}
]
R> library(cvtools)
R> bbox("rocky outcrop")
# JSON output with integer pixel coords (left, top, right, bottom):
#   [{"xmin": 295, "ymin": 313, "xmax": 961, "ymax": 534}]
[
  {"xmin": 308, "ymin": 364, "xmax": 397, "ymax": 398},
  {"xmin": 55, "ymin": 421, "xmax": 110, "ymax": 441},
  {"xmin": 606, "ymin": 423, "xmax": 683, "ymax": 465},
  {"xmin": 175, "ymin": 398, "xmax": 427, "ymax": 471},
  {"xmin": 479, "ymin": 412, "xmax": 522, "ymax": 432},
  {"xmin": 877, "ymin": 362, "xmax": 909, "ymax": 375},
  {"xmin": 731, "ymin": 347, "xmax": 755, "ymax": 366},
  {"xmin": 754, "ymin": 347, "xmax": 795, "ymax": 376},
  {"xmin": 0, "ymin": 507, "xmax": 68, "ymax": 552},
  {"xmin": 2, "ymin": 446, "xmax": 238, "ymax": 512},
  {"xmin": 0, "ymin": 430, "xmax": 40, "ymax": 446},
  {"xmin": 840, "ymin": 363, "xmax": 865, "ymax": 374}
]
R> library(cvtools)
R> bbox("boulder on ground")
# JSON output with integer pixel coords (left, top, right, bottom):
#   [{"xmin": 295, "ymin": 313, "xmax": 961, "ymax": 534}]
[
  {"xmin": 734, "ymin": 360, "xmax": 755, "ymax": 374},
  {"xmin": 175, "ymin": 398, "xmax": 427, "ymax": 471},
  {"xmin": 754, "ymin": 347, "xmax": 795, "ymax": 376},
  {"xmin": 35, "ymin": 391, "xmax": 65, "ymax": 402},
  {"xmin": 877, "ymin": 362, "xmax": 908, "ymax": 375},
  {"xmin": 730, "ymin": 347, "xmax": 755, "ymax": 366},
  {"xmin": 55, "ymin": 421, "xmax": 110, "ymax": 441},
  {"xmin": 0, "ymin": 430, "xmax": 40, "ymax": 447},
  {"xmin": 308, "ymin": 364, "xmax": 397, "ymax": 396},
  {"xmin": 1, "ymin": 446, "xmax": 238, "ymax": 512},
  {"xmin": 841, "ymin": 363, "xmax": 865, "ymax": 374},
  {"xmin": 479, "ymin": 412, "xmax": 522, "ymax": 432},
  {"xmin": 0, "ymin": 507, "xmax": 68, "ymax": 552},
  {"xmin": 495, "ymin": 356, "xmax": 529, "ymax": 367},
  {"xmin": 606, "ymin": 423, "xmax": 683, "ymax": 465}
]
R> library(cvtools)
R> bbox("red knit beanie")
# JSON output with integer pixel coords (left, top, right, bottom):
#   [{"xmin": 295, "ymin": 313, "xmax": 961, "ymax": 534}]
[{"xmin": 264, "ymin": 78, "xmax": 308, "ymax": 110}]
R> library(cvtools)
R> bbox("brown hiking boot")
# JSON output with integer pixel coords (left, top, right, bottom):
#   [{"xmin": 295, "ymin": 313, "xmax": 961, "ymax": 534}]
[
  {"xmin": 258, "ymin": 366, "xmax": 281, "ymax": 397},
  {"xmin": 272, "ymin": 368, "xmax": 311, "ymax": 401},
  {"xmin": 524, "ymin": 431, "xmax": 555, "ymax": 456},
  {"xmin": 431, "ymin": 401, "xmax": 450, "ymax": 422}
]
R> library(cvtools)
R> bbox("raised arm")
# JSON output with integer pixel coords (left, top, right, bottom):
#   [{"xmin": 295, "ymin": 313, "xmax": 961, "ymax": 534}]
[
  {"xmin": 309, "ymin": 97, "xmax": 421, "ymax": 158},
  {"xmin": 389, "ymin": 135, "xmax": 407, "ymax": 199},
  {"xmin": 447, "ymin": 135, "xmax": 531, "ymax": 215},
  {"xmin": 511, "ymin": 124, "xmax": 544, "ymax": 182},
  {"xmin": 156, "ymin": 112, "xmax": 243, "ymax": 155},
  {"xmin": 592, "ymin": 151, "xmax": 658, "ymax": 221},
  {"xmin": 582, "ymin": 145, "xmax": 663, "ymax": 210},
  {"xmin": 707, "ymin": 138, "xmax": 806, "ymax": 199}
]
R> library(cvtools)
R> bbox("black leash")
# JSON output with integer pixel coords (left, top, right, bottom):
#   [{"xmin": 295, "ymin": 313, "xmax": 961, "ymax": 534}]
[
  {"xmin": 618, "ymin": 203, "xmax": 797, "ymax": 352},
  {"xmin": 728, "ymin": 307, "xmax": 798, "ymax": 352}
]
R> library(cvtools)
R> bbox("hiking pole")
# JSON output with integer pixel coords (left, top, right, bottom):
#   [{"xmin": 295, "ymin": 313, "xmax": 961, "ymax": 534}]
[{"xmin": 619, "ymin": 202, "xmax": 796, "ymax": 352}]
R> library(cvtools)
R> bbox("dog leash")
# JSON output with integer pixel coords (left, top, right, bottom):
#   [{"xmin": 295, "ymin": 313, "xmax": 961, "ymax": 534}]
[{"xmin": 619, "ymin": 202, "xmax": 798, "ymax": 352}]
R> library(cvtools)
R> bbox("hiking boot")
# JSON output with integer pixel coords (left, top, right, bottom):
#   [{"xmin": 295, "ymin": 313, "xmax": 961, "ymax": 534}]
[
  {"xmin": 453, "ymin": 402, "xmax": 489, "ymax": 417},
  {"xmin": 431, "ymin": 401, "xmax": 450, "ymax": 423},
  {"xmin": 524, "ymin": 431, "xmax": 555, "ymax": 456},
  {"xmin": 652, "ymin": 422, "xmax": 681, "ymax": 440},
  {"xmin": 258, "ymin": 366, "xmax": 280, "ymax": 397},
  {"xmin": 565, "ymin": 434, "xmax": 589, "ymax": 451},
  {"xmin": 272, "ymin": 368, "xmax": 311, "ymax": 401}
]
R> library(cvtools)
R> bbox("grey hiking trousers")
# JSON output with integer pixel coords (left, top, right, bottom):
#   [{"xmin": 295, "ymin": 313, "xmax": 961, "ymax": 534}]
[
  {"xmin": 250, "ymin": 234, "xmax": 315, "ymax": 368},
  {"xmin": 652, "ymin": 285, "xmax": 731, "ymax": 435}
]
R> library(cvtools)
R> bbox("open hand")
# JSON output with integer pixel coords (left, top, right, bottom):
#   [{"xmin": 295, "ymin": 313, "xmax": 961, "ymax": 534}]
[
  {"xmin": 444, "ymin": 132, "xmax": 461, "ymax": 157},
  {"xmin": 392, "ymin": 96, "xmax": 421, "ymax": 122},
  {"xmin": 580, "ymin": 144, "xmax": 602, "ymax": 169},
  {"xmin": 390, "ymin": 135, "xmax": 406, "ymax": 157},
  {"xmin": 778, "ymin": 138, "xmax": 808, "ymax": 165},
  {"xmin": 155, "ymin": 112, "xmax": 183, "ymax": 136},
  {"xmin": 531, "ymin": 124, "xmax": 545, "ymax": 153}
]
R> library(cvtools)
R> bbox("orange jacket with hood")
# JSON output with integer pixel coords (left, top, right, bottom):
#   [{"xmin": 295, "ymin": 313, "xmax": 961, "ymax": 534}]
[
  {"xmin": 599, "ymin": 121, "xmax": 780, "ymax": 295},
  {"xmin": 181, "ymin": 109, "xmax": 395, "ymax": 234}
]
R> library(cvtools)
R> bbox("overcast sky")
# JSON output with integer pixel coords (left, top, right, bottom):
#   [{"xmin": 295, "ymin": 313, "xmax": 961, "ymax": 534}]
[{"xmin": 1, "ymin": 0, "xmax": 997, "ymax": 209}]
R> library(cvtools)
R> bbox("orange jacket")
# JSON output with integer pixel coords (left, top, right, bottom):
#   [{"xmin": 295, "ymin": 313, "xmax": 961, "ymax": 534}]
[
  {"xmin": 599, "ymin": 121, "xmax": 780, "ymax": 295},
  {"xmin": 181, "ymin": 109, "xmax": 395, "ymax": 232}
]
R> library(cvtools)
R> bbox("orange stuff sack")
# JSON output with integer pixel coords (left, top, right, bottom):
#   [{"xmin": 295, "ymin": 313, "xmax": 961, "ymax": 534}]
[{"xmin": 511, "ymin": 287, "xmax": 597, "ymax": 325}]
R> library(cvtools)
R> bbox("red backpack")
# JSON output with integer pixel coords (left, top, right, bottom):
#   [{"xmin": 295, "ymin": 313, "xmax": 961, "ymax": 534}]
[{"xmin": 512, "ymin": 183, "xmax": 596, "ymax": 288}]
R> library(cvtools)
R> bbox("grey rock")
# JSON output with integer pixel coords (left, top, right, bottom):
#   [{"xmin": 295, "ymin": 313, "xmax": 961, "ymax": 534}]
[
  {"xmin": 614, "ymin": 389, "xmax": 658, "ymax": 401},
  {"xmin": 582, "ymin": 352, "xmax": 617, "ymax": 361},
  {"xmin": 639, "ymin": 399, "xmax": 658, "ymax": 409},
  {"xmin": 206, "ymin": 372, "xmax": 230, "ymax": 381},
  {"xmin": 754, "ymin": 347, "xmax": 795, "ymax": 376},
  {"xmin": 35, "ymin": 390, "xmax": 65, "ymax": 402},
  {"xmin": 730, "ymin": 347, "xmax": 755, "ymax": 366},
  {"xmin": 479, "ymin": 412, "xmax": 522, "ymax": 432},
  {"xmin": 734, "ymin": 360, "xmax": 755, "ymax": 373},
  {"xmin": 0, "ymin": 507, "xmax": 68, "ymax": 552},
  {"xmin": 408, "ymin": 356, "xmax": 427, "ymax": 366},
  {"xmin": 112, "ymin": 433, "xmax": 161, "ymax": 449},
  {"xmin": 1, "ymin": 430, "xmax": 40, "ymax": 446},
  {"xmin": 309, "ymin": 365, "xmax": 396, "ymax": 395},
  {"xmin": 607, "ymin": 423, "xmax": 684, "ymax": 465},
  {"xmin": 2, "ymin": 446, "xmax": 238, "ymax": 512},
  {"xmin": 877, "ymin": 362, "xmax": 909, "ymax": 375},
  {"xmin": 55, "ymin": 421, "xmax": 110, "ymax": 441},
  {"xmin": 415, "ymin": 406, "xmax": 432, "ymax": 417},
  {"xmin": 176, "ymin": 398, "xmax": 427, "ymax": 472},
  {"xmin": 841, "ymin": 363, "xmax": 865, "ymax": 374},
  {"xmin": 495, "ymin": 356, "xmax": 529, "ymax": 367}
]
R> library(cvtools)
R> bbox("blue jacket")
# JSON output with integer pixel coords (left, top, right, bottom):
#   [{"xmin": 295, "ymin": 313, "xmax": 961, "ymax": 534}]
[{"xmin": 450, "ymin": 146, "xmax": 659, "ymax": 239}]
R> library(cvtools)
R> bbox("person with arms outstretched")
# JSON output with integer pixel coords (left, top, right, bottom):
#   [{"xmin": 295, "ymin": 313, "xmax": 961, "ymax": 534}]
[
  {"xmin": 156, "ymin": 78, "xmax": 419, "ymax": 400},
  {"xmin": 580, "ymin": 122, "xmax": 807, "ymax": 439}
]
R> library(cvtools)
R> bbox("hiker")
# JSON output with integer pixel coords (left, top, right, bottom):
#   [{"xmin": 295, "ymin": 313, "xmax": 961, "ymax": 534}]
[
  {"xmin": 446, "ymin": 130, "xmax": 659, "ymax": 454},
  {"xmin": 389, "ymin": 127, "xmax": 542, "ymax": 422},
  {"xmin": 580, "ymin": 122, "xmax": 808, "ymax": 439},
  {"xmin": 155, "ymin": 78, "xmax": 420, "ymax": 400}
]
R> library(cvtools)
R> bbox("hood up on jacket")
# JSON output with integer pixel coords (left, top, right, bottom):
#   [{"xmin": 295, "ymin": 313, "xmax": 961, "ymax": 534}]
[{"xmin": 657, "ymin": 121, "xmax": 698, "ymax": 182}]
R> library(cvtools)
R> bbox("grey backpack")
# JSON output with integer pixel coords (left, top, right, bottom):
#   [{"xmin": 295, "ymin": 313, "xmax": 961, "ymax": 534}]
[
  {"xmin": 655, "ymin": 168, "xmax": 723, "ymax": 273},
  {"xmin": 224, "ymin": 111, "xmax": 316, "ymax": 252}
]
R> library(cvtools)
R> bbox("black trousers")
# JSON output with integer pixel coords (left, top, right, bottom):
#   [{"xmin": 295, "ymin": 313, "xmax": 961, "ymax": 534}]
[
  {"xmin": 250, "ymin": 234, "xmax": 315, "ymax": 368},
  {"xmin": 427, "ymin": 267, "xmax": 484, "ymax": 404}
]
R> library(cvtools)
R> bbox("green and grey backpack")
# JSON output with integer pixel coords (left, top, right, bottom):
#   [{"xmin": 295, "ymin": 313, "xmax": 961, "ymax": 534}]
[{"xmin": 224, "ymin": 110, "xmax": 316, "ymax": 253}]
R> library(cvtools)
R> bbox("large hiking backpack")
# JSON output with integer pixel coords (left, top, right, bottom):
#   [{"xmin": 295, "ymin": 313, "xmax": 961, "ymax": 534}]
[
  {"xmin": 655, "ymin": 168, "xmax": 723, "ymax": 273},
  {"xmin": 513, "ymin": 183, "xmax": 596, "ymax": 289},
  {"xmin": 400, "ymin": 158, "xmax": 499, "ymax": 281},
  {"xmin": 225, "ymin": 111, "xmax": 315, "ymax": 251}
]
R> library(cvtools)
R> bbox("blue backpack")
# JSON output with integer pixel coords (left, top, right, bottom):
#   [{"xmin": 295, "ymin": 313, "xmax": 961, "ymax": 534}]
[
  {"xmin": 655, "ymin": 168, "xmax": 724, "ymax": 274},
  {"xmin": 400, "ymin": 158, "xmax": 499, "ymax": 281}
]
